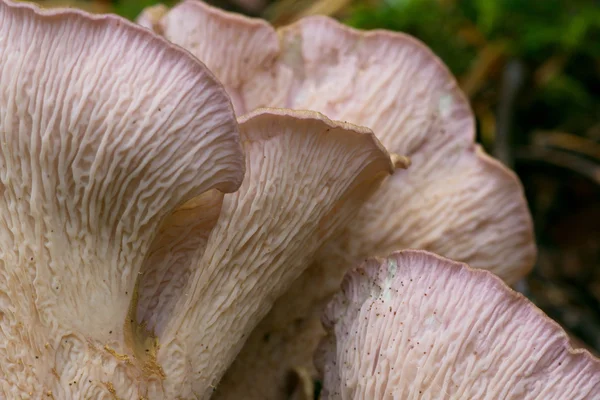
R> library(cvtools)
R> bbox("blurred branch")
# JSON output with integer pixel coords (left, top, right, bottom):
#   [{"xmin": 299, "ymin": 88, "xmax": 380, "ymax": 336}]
[
  {"xmin": 532, "ymin": 131, "xmax": 600, "ymax": 162},
  {"xmin": 516, "ymin": 146, "xmax": 600, "ymax": 185},
  {"xmin": 494, "ymin": 59, "xmax": 526, "ymax": 167},
  {"xmin": 459, "ymin": 41, "xmax": 506, "ymax": 97},
  {"xmin": 534, "ymin": 54, "xmax": 569, "ymax": 87}
]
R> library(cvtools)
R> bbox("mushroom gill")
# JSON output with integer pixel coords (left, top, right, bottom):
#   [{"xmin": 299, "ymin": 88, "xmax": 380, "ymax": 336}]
[
  {"xmin": 136, "ymin": 2, "xmax": 536, "ymax": 397},
  {"xmin": 318, "ymin": 251, "xmax": 600, "ymax": 399}
]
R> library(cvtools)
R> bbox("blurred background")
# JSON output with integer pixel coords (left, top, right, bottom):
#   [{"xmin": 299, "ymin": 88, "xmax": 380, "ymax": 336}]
[{"xmin": 29, "ymin": 0, "xmax": 600, "ymax": 353}]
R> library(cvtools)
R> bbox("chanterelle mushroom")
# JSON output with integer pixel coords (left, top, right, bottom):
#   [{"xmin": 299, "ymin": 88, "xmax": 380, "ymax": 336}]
[
  {"xmin": 317, "ymin": 250, "xmax": 600, "ymax": 399},
  {"xmin": 137, "ymin": 1, "xmax": 536, "ymax": 398}
]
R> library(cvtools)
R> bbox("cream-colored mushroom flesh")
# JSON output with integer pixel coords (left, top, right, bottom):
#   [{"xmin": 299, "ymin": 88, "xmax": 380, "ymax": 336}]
[
  {"xmin": 139, "ymin": 1, "xmax": 536, "ymax": 397},
  {"xmin": 152, "ymin": 108, "xmax": 395, "ymax": 398},
  {"xmin": 148, "ymin": 0, "xmax": 535, "ymax": 283},
  {"xmin": 318, "ymin": 250, "xmax": 600, "ymax": 399},
  {"xmin": 0, "ymin": 0, "xmax": 245, "ymax": 397},
  {"xmin": 135, "ymin": 189, "xmax": 225, "ymax": 333}
]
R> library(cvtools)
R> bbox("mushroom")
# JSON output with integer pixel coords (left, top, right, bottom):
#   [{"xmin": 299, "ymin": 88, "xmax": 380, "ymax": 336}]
[
  {"xmin": 137, "ymin": 1, "xmax": 536, "ymax": 397},
  {"xmin": 0, "ymin": 0, "xmax": 243, "ymax": 397},
  {"xmin": 140, "ymin": 0, "xmax": 535, "ymax": 282},
  {"xmin": 317, "ymin": 250, "xmax": 600, "ymax": 399},
  {"xmin": 0, "ymin": 0, "xmax": 397, "ymax": 397},
  {"xmin": 137, "ymin": 108, "xmax": 397, "ymax": 397}
]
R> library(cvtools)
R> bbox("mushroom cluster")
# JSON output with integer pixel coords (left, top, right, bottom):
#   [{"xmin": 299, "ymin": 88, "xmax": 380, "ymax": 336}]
[{"xmin": 0, "ymin": 0, "xmax": 597, "ymax": 398}]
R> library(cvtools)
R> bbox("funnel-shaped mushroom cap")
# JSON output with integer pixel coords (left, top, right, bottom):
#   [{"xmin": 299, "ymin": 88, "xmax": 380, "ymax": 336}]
[
  {"xmin": 140, "ymin": 1, "xmax": 535, "ymax": 397},
  {"xmin": 143, "ymin": 108, "xmax": 395, "ymax": 398},
  {"xmin": 317, "ymin": 251, "xmax": 600, "ymax": 399},
  {"xmin": 144, "ymin": 0, "xmax": 535, "ymax": 283},
  {"xmin": 0, "ymin": 0, "xmax": 245, "ymax": 397}
]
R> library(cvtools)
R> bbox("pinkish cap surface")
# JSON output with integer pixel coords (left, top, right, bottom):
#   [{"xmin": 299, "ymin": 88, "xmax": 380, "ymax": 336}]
[
  {"xmin": 137, "ymin": 2, "xmax": 537, "ymax": 398},
  {"xmin": 149, "ymin": 108, "xmax": 396, "ymax": 397},
  {"xmin": 140, "ymin": 0, "xmax": 535, "ymax": 284},
  {"xmin": 0, "ymin": 0, "xmax": 244, "ymax": 397},
  {"xmin": 317, "ymin": 250, "xmax": 600, "ymax": 399}
]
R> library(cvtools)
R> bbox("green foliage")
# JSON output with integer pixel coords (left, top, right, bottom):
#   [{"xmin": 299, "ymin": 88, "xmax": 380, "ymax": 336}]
[
  {"xmin": 346, "ymin": 0, "xmax": 599, "ymax": 68},
  {"xmin": 463, "ymin": 0, "xmax": 599, "ymax": 60},
  {"xmin": 113, "ymin": 0, "xmax": 176, "ymax": 20}
]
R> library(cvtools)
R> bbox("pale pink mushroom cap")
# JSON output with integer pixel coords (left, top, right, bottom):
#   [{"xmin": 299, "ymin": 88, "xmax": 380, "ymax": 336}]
[
  {"xmin": 137, "ymin": 1, "xmax": 537, "ymax": 398},
  {"xmin": 141, "ymin": 0, "xmax": 535, "ymax": 281},
  {"xmin": 0, "ymin": 0, "xmax": 247, "ymax": 397},
  {"xmin": 0, "ymin": 0, "xmax": 401, "ymax": 396},
  {"xmin": 318, "ymin": 250, "xmax": 600, "ymax": 399},
  {"xmin": 141, "ymin": 108, "xmax": 396, "ymax": 397}
]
